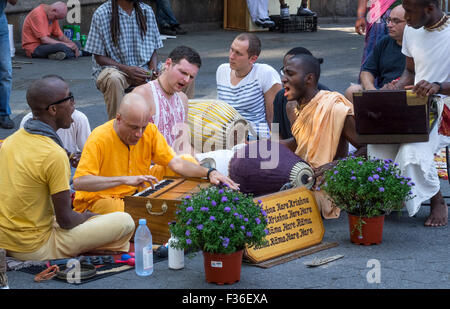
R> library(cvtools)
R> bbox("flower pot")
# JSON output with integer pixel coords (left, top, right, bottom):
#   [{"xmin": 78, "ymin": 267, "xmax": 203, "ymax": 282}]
[
  {"xmin": 347, "ymin": 213, "xmax": 385, "ymax": 245},
  {"xmin": 202, "ymin": 250, "xmax": 243, "ymax": 285}
]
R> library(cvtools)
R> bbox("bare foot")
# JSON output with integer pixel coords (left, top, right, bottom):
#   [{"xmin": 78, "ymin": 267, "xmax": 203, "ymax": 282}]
[{"xmin": 425, "ymin": 191, "xmax": 448, "ymax": 227}]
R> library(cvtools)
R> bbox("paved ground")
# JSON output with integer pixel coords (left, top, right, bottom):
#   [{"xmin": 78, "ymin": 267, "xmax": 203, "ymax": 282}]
[{"xmin": 1, "ymin": 24, "xmax": 449, "ymax": 292}]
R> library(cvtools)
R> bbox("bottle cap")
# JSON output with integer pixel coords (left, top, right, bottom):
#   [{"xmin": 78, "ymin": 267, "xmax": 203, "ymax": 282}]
[{"xmin": 139, "ymin": 219, "xmax": 147, "ymax": 225}]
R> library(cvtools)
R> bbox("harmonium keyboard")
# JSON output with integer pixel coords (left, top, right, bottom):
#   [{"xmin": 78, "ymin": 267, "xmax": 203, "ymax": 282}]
[{"xmin": 124, "ymin": 177, "xmax": 210, "ymax": 244}]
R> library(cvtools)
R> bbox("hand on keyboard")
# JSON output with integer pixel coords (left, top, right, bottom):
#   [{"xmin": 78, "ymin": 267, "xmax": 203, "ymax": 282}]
[{"xmin": 123, "ymin": 175, "xmax": 158, "ymax": 189}]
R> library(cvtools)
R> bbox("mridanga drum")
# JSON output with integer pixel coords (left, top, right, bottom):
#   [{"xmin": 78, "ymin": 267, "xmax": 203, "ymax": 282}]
[
  {"xmin": 228, "ymin": 139, "xmax": 315, "ymax": 197},
  {"xmin": 187, "ymin": 100, "xmax": 257, "ymax": 152}
]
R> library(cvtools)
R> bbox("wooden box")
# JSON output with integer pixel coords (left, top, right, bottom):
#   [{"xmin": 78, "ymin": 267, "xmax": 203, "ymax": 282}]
[
  {"xmin": 124, "ymin": 177, "xmax": 209, "ymax": 244},
  {"xmin": 223, "ymin": 0, "xmax": 267, "ymax": 32},
  {"xmin": 353, "ymin": 90, "xmax": 436, "ymax": 144}
]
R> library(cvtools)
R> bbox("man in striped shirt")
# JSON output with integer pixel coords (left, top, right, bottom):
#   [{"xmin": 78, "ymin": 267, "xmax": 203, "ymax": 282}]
[{"xmin": 216, "ymin": 33, "xmax": 282, "ymax": 139}]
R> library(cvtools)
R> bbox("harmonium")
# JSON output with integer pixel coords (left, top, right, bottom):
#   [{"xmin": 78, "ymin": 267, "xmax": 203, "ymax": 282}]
[
  {"xmin": 124, "ymin": 177, "xmax": 210, "ymax": 244},
  {"xmin": 353, "ymin": 90, "xmax": 437, "ymax": 144}
]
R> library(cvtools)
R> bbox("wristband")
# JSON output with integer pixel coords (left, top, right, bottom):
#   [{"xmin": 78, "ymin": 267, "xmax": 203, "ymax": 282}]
[
  {"xmin": 206, "ymin": 168, "xmax": 217, "ymax": 181},
  {"xmin": 433, "ymin": 82, "xmax": 442, "ymax": 93}
]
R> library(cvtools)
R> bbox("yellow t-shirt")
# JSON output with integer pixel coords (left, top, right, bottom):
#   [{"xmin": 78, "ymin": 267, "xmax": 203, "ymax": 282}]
[
  {"xmin": 0, "ymin": 129, "xmax": 70, "ymax": 252},
  {"xmin": 73, "ymin": 120, "xmax": 175, "ymax": 212}
]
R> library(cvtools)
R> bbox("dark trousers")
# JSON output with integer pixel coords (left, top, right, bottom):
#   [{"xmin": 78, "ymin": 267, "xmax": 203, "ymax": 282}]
[{"xmin": 31, "ymin": 42, "xmax": 81, "ymax": 59}]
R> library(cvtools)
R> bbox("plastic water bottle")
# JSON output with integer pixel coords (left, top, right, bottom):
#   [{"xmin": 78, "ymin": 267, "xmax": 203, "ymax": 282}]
[
  {"xmin": 168, "ymin": 234, "xmax": 184, "ymax": 270},
  {"xmin": 134, "ymin": 219, "xmax": 153, "ymax": 276}
]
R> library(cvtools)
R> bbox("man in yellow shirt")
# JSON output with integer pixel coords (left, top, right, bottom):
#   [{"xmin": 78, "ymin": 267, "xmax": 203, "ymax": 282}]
[
  {"xmin": 73, "ymin": 93, "xmax": 239, "ymax": 215},
  {"xmin": 0, "ymin": 76, "xmax": 135, "ymax": 261}
]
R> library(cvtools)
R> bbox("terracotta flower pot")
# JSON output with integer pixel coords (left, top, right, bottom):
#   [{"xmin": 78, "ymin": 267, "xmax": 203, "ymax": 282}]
[
  {"xmin": 202, "ymin": 250, "xmax": 243, "ymax": 285},
  {"xmin": 347, "ymin": 213, "xmax": 385, "ymax": 245}
]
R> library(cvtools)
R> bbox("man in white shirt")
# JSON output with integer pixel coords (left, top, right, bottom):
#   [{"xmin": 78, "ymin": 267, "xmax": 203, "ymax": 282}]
[
  {"xmin": 376, "ymin": 0, "xmax": 450, "ymax": 227},
  {"xmin": 216, "ymin": 33, "xmax": 282, "ymax": 140}
]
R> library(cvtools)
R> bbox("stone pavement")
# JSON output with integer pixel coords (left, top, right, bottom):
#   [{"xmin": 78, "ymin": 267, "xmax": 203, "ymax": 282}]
[{"xmin": 1, "ymin": 24, "xmax": 449, "ymax": 291}]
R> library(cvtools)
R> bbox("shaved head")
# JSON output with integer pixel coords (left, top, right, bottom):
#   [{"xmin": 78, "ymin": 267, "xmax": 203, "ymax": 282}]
[
  {"xmin": 26, "ymin": 76, "xmax": 68, "ymax": 112},
  {"xmin": 117, "ymin": 93, "xmax": 151, "ymax": 121},
  {"xmin": 49, "ymin": 1, "xmax": 67, "ymax": 19}
]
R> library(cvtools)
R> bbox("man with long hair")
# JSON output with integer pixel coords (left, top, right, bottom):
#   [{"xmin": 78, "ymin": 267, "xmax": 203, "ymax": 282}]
[{"xmin": 84, "ymin": 0, "xmax": 163, "ymax": 120}]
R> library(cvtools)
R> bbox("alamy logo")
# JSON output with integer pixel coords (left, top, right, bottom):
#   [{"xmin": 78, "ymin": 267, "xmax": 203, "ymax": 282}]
[
  {"xmin": 366, "ymin": 259, "xmax": 381, "ymax": 284},
  {"xmin": 66, "ymin": 0, "xmax": 81, "ymax": 24},
  {"xmin": 65, "ymin": 258, "xmax": 81, "ymax": 284}
]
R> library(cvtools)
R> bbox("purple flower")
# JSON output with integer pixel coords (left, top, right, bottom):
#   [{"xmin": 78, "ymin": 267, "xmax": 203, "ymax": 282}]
[
  {"xmin": 230, "ymin": 223, "xmax": 235, "ymax": 229},
  {"xmin": 408, "ymin": 181, "xmax": 415, "ymax": 186},
  {"xmin": 351, "ymin": 176, "xmax": 356, "ymax": 180},
  {"xmin": 373, "ymin": 174, "xmax": 379, "ymax": 180},
  {"xmin": 240, "ymin": 225, "xmax": 245, "ymax": 230},
  {"xmin": 186, "ymin": 239, "xmax": 192, "ymax": 245},
  {"xmin": 239, "ymin": 215, "xmax": 243, "ymax": 220},
  {"xmin": 244, "ymin": 218, "xmax": 249, "ymax": 222},
  {"xmin": 185, "ymin": 230, "xmax": 190, "ymax": 236},
  {"xmin": 379, "ymin": 187, "xmax": 385, "ymax": 192},
  {"xmin": 206, "ymin": 197, "xmax": 211, "ymax": 200},
  {"xmin": 197, "ymin": 224, "xmax": 203, "ymax": 230},
  {"xmin": 234, "ymin": 197, "xmax": 240, "ymax": 202},
  {"xmin": 376, "ymin": 167, "xmax": 382, "ymax": 172},
  {"xmin": 358, "ymin": 161, "xmax": 363, "ymax": 165},
  {"xmin": 220, "ymin": 236, "xmax": 230, "ymax": 248},
  {"xmin": 261, "ymin": 210, "xmax": 267, "ymax": 217},
  {"xmin": 334, "ymin": 170, "xmax": 339, "ymax": 175},
  {"xmin": 186, "ymin": 218, "xmax": 192, "ymax": 225},
  {"xmin": 257, "ymin": 200, "xmax": 262, "ymax": 204},
  {"xmin": 209, "ymin": 216, "xmax": 216, "ymax": 221},
  {"xmin": 201, "ymin": 207, "xmax": 209, "ymax": 212},
  {"xmin": 185, "ymin": 195, "xmax": 191, "ymax": 200},
  {"xmin": 264, "ymin": 229, "xmax": 269, "ymax": 235},
  {"xmin": 221, "ymin": 196, "xmax": 228, "ymax": 203},
  {"xmin": 368, "ymin": 176, "xmax": 374, "ymax": 182},
  {"xmin": 224, "ymin": 206, "xmax": 231, "ymax": 212},
  {"xmin": 233, "ymin": 212, "xmax": 239, "ymax": 217},
  {"xmin": 246, "ymin": 231, "xmax": 253, "ymax": 237},
  {"xmin": 255, "ymin": 218, "xmax": 261, "ymax": 224},
  {"xmin": 218, "ymin": 189, "xmax": 224, "ymax": 194},
  {"xmin": 186, "ymin": 206, "xmax": 194, "ymax": 212},
  {"xmin": 351, "ymin": 170, "xmax": 355, "ymax": 174},
  {"xmin": 211, "ymin": 200, "xmax": 217, "ymax": 207}
]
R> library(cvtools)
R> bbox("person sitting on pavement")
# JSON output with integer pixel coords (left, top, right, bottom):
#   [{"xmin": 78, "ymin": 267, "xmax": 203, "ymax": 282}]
[
  {"xmin": 83, "ymin": 0, "xmax": 163, "ymax": 120},
  {"xmin": 279, "ymin": 0, "xmax": 316, "ymax": 19},
  {"xmin": 0, "ymin": 0, "xmax": 17, "ymax": 130},
  {"xmin": 345, "ymin": 4, "xmax": 406, "ymax": 102},
  {"xmin": 216, "ymin": 33, "xmax": 282, "ymax": 140},
  {"xmin": 245, "ymin": 0, "xmax": 275, "ymax": 28},
  {"xmin": 0, "ymin": 76, "xmax": 135, "ymax": 261},
  {"xmin": 21, "ymin": 1, "xmax": 85, "ymax": 60},
  {"xmin": 20, "ymin": 75, "xmax": 91, "ymax": 166},
  {"xmin": 279, "ymin": 54, "xmax": 366, "ymax": 218},
  {"xmin": 133, "ymin": 45, "xmax": 200, "ymax": 155},
  {"xmin": 152, "ymin": 0, "xmax": 187, "ymax": 35},
  {"xmin": 371, "ymin": 0, "xmax": 450, "ymax": 227},
  {"xmin": 273, "ymin": 46, "xmax": 330, "ymax": 140},
  {"xmin": 72, "ymin": 93, "xmax": 239, "ymax": 215}
]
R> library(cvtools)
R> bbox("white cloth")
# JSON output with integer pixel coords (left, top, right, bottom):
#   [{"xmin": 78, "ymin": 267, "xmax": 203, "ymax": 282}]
[
  {"xmin": 194, "ymin": 144, "xmax": 246, "ymax": 177},
  {"xmin": 246, "ymin": 0, "xmax": 269, "ymax": 22},
  {"xmin": 20, "ymin": 109, "xmax": 91, "ymax": 153},
  {"xmin": 369, "ymin": 25, "xmax": 450, "ymax": 216},
  {"xmin": 216, "ymin": 63, "xmax": 281, "ymax": 138}
]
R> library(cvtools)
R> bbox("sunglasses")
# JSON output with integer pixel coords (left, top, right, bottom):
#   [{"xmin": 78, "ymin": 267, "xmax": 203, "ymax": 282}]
[{"xmin": 45, "ymin": 92, "xmax": 74, "ymax": 110}]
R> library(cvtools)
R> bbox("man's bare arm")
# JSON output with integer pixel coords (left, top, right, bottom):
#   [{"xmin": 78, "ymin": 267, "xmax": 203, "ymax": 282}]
[
  {"xmin": 360, "ymin": 71, "xmax": 377, "ymax": 90},
  {"xmin": 52, "ymin": 190, "xmax": 96, "ymax": 229}
]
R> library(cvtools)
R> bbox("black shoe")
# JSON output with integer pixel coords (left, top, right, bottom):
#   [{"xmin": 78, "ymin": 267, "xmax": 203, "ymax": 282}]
[
  {"xmin": 160, "ymin": 25, "xmax": 176, "ymax": 36},
  {"xmin": 81, "ymin": 50, "xmax": 92, "ymax": 57},
  {"xmin": 0, "ymin": 115, "xmax": 14, "ymax": 129},
  {"xmin": 297, "ymin": 7, "xmax": 316, "ymax": 16},
  {"xmin": 172, "ymin": 25, "xmax": 187, "ymax": 35}
]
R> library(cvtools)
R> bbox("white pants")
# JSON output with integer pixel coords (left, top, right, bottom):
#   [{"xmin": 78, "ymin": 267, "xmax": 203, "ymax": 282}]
[
  {"xmin": 246, "ymin": 0, "xmax": 269, "ymax": 21},
  {"xmin": 368, "ymin": 124, "xmax": 450, "ymax": 217}
]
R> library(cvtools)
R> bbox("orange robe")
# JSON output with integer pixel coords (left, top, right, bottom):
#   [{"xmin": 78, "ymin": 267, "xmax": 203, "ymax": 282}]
[{"xmin": 291, "ymin": 90, "xmax": 354, "ymax": 218}]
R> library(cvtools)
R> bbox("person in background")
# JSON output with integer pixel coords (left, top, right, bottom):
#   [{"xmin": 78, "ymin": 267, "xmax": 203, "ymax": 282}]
[
  {"xmin": 279, "ymin": 0, "xmax": 316, "ymax": 19},
  {"xmin": 0, "ymin": 0, "xmax": 17, "ymax": 129},
  {"xmin": 83, "ymin": 0, "xmax": 163, "ymax": 120},
  {"xmin": 152, "ymin": 0, "xmax": 187, "ymax": 35},
  {"xmin": 22, "ymin": 1, "xmax": 84, "ymax": 60}
]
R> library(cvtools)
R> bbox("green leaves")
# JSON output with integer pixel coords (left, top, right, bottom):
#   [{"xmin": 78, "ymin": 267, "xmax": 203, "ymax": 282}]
[
  {"xmin": 169, "ymin": 186, "xmax": 268, "ymax": 254},
  {"xmin": 322, "ymin": 157, "xmax": 415, "ymax": 217}
]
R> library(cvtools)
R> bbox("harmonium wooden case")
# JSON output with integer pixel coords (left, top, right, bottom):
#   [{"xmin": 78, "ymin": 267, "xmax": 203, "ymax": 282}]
[
  {"xmin": 124, "ymin": 177, "xmax": 210, "ymax": 244},
  {"xmin": 353, "ymin": 90, "xmax": 436, "ymax": 144}
]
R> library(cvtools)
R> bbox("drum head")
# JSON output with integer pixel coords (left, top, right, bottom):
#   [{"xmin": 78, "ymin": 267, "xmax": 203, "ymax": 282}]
[
  {"xmin": 289, "ymin": 161, "xmax": 315, "ymax": 190},
  {"xmin": 56, "ymin": 263, "xmax": 97, "ymax": 281}
]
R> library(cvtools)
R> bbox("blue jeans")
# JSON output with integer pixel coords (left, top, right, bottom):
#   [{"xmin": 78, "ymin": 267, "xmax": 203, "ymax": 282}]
[
  {"xmin": 0, "ymin": 13, "xmax": 12, "ymax": 117},
  {"xmin": 155, "ymin": 0, "xmax": 179, "ymax": 27}
]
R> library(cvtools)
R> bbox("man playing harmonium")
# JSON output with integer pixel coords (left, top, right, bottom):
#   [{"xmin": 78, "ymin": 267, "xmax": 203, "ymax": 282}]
[
  {"xmin": 0, "ymin": 76, "xmax": 135, "ymax": 261},
  {"xmin": 72, "ymin": 93, "xmax": 239, "ymax": 215},
  {"xmin": 278, "ymin": 53, "xmax": 366, "ymax": 218},
  {"xmin": 373, "ymin": 0, "xmax": 450, "ymax": 227}
]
